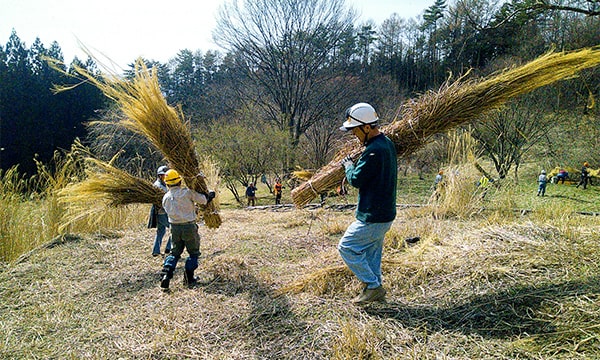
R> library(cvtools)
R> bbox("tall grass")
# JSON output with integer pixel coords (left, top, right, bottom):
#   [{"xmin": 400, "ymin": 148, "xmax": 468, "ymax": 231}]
[
  {"xmin": 430, "ymin": 130, "xmax": 484, "ymax": 219},
  {"xmin": 0, "ymin": 149, "xmax": 148, "ymax": 263},
  {"xmin": 51, "ymin": 58, "xmax": 222, "ymax": 228},
  {"xmin": 0, "ymin": 166, "xmax": 43, "ymax": 262}
]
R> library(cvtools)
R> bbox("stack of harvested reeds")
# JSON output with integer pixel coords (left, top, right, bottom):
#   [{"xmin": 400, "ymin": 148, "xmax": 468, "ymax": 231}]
[
  {"xmin": 59, "ymin": 157, "xmax": 164, "ymax": 207},
  {"xmin": 292, "ymin": 47, "xmax": 600, "ymax": 207},
  {"xmin": 54, "ymin": 60, "xmax": 222, "ymax": 228},
  {"xmin": 57, "ymin": 154, "xmax": 164, "ymax": 231}
]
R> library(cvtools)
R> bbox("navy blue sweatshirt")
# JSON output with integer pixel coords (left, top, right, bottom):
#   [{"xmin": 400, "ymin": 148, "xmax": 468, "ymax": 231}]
[{"xmin": 345, "ymin": 134, "xmax": 397, "ymax": 223}]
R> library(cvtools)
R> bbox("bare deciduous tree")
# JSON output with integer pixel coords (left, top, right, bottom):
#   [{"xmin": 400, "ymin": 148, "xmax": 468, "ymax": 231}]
[
  {"xmin": 471, "ymin": 92, "xmax": 557, "ymax": 182},
  {"xmin": 194, "ymin": 109, "xmax": 290, "ymax": 204},
  {"xmin": 213, "ymin": 0, "xmax": 357, "ymax": 147}
]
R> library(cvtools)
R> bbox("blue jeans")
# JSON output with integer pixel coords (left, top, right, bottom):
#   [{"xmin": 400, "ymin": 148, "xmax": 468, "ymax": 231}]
[
  {"xmin": 537, "ymin": 183, "xmax": 547, "ymax": 195},
  {"xmin": 152, "ymin": 213, "xmax": 172, "ymax": 255},
  {"xmin": 338, "ymin": 220, "xmax": 393, "ymax": 289}
]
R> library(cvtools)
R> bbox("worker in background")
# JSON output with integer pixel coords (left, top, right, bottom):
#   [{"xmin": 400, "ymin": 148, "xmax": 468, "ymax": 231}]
[
  {"xmin": 576, "ymin": 162, "xmax": 590, "ymax": 189},
  {"xmin": 338, "ymin": 102, "xmax": 397, "ymax": 305},
  {"xmin": 246, "ymin": 182, "xmax": 257, "ymax": 206},
  {"xmin": 433, "ymin": 170, "xmax": 444, "ymax": 200},
  {"xmin": 477, "ymin": 175, "xmax": 494, "ymax": 199},
  {"xmin": 434, "ymin": 170, "xmax": 444, "ymax": 187},
  {"xmin": 537, "ymin": 169, "xmax": 548, "ymax": 196},
  {"xmin": 556, "ymin": 168, "xmax": 568, "ymax": 184},
  {"xmin": 159, "ymin": 169, "xmax": 215, "ymax": 291},
  {"xmin": 273, "ymin": 179, "xmax": 284, "ymax": 205},
  {"xmin": 148, "ymin": 165, "xmax": 172, "ymax": 256}
]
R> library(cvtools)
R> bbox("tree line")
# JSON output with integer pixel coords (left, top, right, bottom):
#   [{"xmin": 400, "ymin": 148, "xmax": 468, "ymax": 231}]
[{"xmin": 1, "ymin": 0, "xmax": 598, "ymax": 186}]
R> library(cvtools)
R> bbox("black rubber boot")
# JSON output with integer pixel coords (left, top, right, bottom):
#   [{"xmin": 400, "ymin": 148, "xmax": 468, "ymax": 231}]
[
  {"xmin": 183, "ymin": 269, "xmax": 198, "ymax": 289},
  {"xmin": 160, "ymin": 268, "xmax": 173, "ymax": 291}
]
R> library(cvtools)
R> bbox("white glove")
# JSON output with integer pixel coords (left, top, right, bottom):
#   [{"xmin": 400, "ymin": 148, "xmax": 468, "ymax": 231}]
[{"xmin": 341, "ymin": 155, "xmax": 354, "ymax": 169}]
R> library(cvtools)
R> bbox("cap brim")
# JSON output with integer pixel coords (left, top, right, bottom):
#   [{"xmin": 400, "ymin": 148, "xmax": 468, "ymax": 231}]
[{"xmin": 339, "ymin": 126, "xmax": 350, "ymax": 131}]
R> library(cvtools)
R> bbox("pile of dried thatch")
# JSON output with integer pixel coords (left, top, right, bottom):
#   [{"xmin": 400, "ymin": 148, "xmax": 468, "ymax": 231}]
[
  {"xmin": 292, "ymin": 47, "xmax": 600, "ymax": 207},
  {"xmin": 59, "ymin": 157, "xmax": 163, "ymax": 207},
  {"xmin": 53, "ymin": 60, "xmax": 222, "ymax": 228}
]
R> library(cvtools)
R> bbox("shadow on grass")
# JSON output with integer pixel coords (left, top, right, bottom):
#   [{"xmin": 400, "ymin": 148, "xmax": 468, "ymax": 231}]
[
  {"xmin": 546, "ymin": 193, "xmax": 591, "ymax": 202},
  {"xmin": 365, "ymin": 277, "xmax": 600, "ymax": 339},
  {"xmin": 201, "ymin": 273, "xmax": 321, "ymax": 359}
]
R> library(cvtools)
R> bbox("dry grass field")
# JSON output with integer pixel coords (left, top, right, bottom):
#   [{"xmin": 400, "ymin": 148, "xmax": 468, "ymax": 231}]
[
  {"xmin": 3, "ymin": 47, "xmax": 599, "ymax": 359},
  {"xmin": 2, "ymin": 201, "xmax": 600, "ymax": 359}
]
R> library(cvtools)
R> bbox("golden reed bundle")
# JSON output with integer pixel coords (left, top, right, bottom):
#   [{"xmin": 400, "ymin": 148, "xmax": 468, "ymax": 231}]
[
  {"xmin": 292, "ymin": 47, "xmax": 600, "ymax": 207},
  {"xmin": 56, "ymin": 155, "xmax": 164, "ymax": 232},
  {"xmin": 52, "ymin": 59, "xmax": 222, "ymax": 228},
  {"xmin": 58, "ymin": 157, "xmax": 164, "ymax": 207}
]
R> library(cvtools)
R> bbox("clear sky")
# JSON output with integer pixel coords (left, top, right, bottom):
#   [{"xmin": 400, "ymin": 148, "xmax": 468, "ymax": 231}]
[{"xmin": 0, "ymin": 0, "xmax": 434, "ymax": 70}]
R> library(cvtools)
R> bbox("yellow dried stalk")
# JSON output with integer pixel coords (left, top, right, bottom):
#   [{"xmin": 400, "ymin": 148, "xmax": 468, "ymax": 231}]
[
  {"xmin": 58, "ymin": 157, "xmax": 163, "ymax": 207},
  {"xmin": 292, "ymin": 47, "xmax": 600, "ymax": 207},
  {"xmin": 278, "ymin": 259, "xmax": 406, "ymax": 296},
  {"xmin": 57, "ymin": 157, "xmax": 163, "ymax": 231},
  {"xmin": 291, "ymin": 169, "xmax": 315, "ymax": 181},
  {"xmin": 276, "ymin": 265, "xmax": 352, "ymax": 296},
  {"xmin": 197, "ymin": 157, "xmax": 222, "ymax": 223},
  {"xmin": 53, "ymin": 59, "xmax": 222, "ymax": 228}
]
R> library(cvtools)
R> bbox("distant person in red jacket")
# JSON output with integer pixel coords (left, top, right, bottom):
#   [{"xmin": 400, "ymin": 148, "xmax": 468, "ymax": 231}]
[{"xmin": 273, "ymin": 180, "xmax": 284, "ymax": 205}]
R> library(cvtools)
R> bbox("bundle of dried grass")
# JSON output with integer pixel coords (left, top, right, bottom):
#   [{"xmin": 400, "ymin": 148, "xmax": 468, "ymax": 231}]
[
  {"xmin": 58, "ymin": 157, "xmax": 163, "ymax": 207},
  {"xmin": 57, "ymin": 155, "xmax": 163, "ymax": 231},
  {"xmin": 277, "ymin": 265, "xmax": 352, "ymax": 296},
  {"xmin": 53, "ymin": 59, "xmax": 222, "ymax": 228},
  {"xmin": 278, "ymin": 259, "xmax": 405, "ymax": 296},
  {"xmin": 292, "ymin": 47, "xmax": 600, "ymax": 207}
]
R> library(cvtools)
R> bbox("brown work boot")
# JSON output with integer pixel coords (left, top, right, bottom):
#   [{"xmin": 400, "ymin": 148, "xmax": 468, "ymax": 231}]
[{"xmin": 352, "ymin": 286, "xmax": 386, "ymax": 305}]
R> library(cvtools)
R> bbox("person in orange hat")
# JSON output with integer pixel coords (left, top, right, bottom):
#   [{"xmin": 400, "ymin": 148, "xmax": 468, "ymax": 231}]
[{"xmin": 576, "ymin": 162, "xmax": 590, "ymax": 189}]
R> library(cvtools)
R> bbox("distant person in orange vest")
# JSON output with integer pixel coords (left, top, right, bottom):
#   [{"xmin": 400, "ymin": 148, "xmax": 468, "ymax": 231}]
[{"xmin": 273, "ymin": 180, "xmax": 284, "ymax": 205}]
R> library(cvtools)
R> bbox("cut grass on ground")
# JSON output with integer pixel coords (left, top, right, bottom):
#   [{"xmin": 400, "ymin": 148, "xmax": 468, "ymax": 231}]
[{"xmin": 2, "ymin": 206, "xmax": 600, "ymax": 359}]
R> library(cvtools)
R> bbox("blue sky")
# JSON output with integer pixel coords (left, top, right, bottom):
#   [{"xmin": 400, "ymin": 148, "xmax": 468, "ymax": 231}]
[{"xmin": 1, "ymin": 0, "xmax": 434, "ymax": 69}]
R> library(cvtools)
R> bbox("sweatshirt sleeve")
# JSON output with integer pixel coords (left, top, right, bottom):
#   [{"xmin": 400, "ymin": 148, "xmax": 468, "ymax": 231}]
[{"xmin": 346, "ymin": 150, "xmax": 377, "ymax": 188}]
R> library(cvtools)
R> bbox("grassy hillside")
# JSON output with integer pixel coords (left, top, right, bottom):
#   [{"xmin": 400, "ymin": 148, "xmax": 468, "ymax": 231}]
[{"xmin": 2, "ymin": 180, "xmax": 600, "ymax": 359}]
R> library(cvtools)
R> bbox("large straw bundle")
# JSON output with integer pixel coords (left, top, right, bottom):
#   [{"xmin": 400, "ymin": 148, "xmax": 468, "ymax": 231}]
[
  {"xmin": 57, "ymin": 156, "xmax": 164, "ymax": 230},
  {"xmin": 54, "ymin": 60, "xmax": 222, "ymax": 228},
  {"xmin": 58, "ymin": 157, "xmax": 163, "ymax": 207},
  {"xmin": 292, "ymin": 47, "xmax": 600, "ymax": 207}
]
